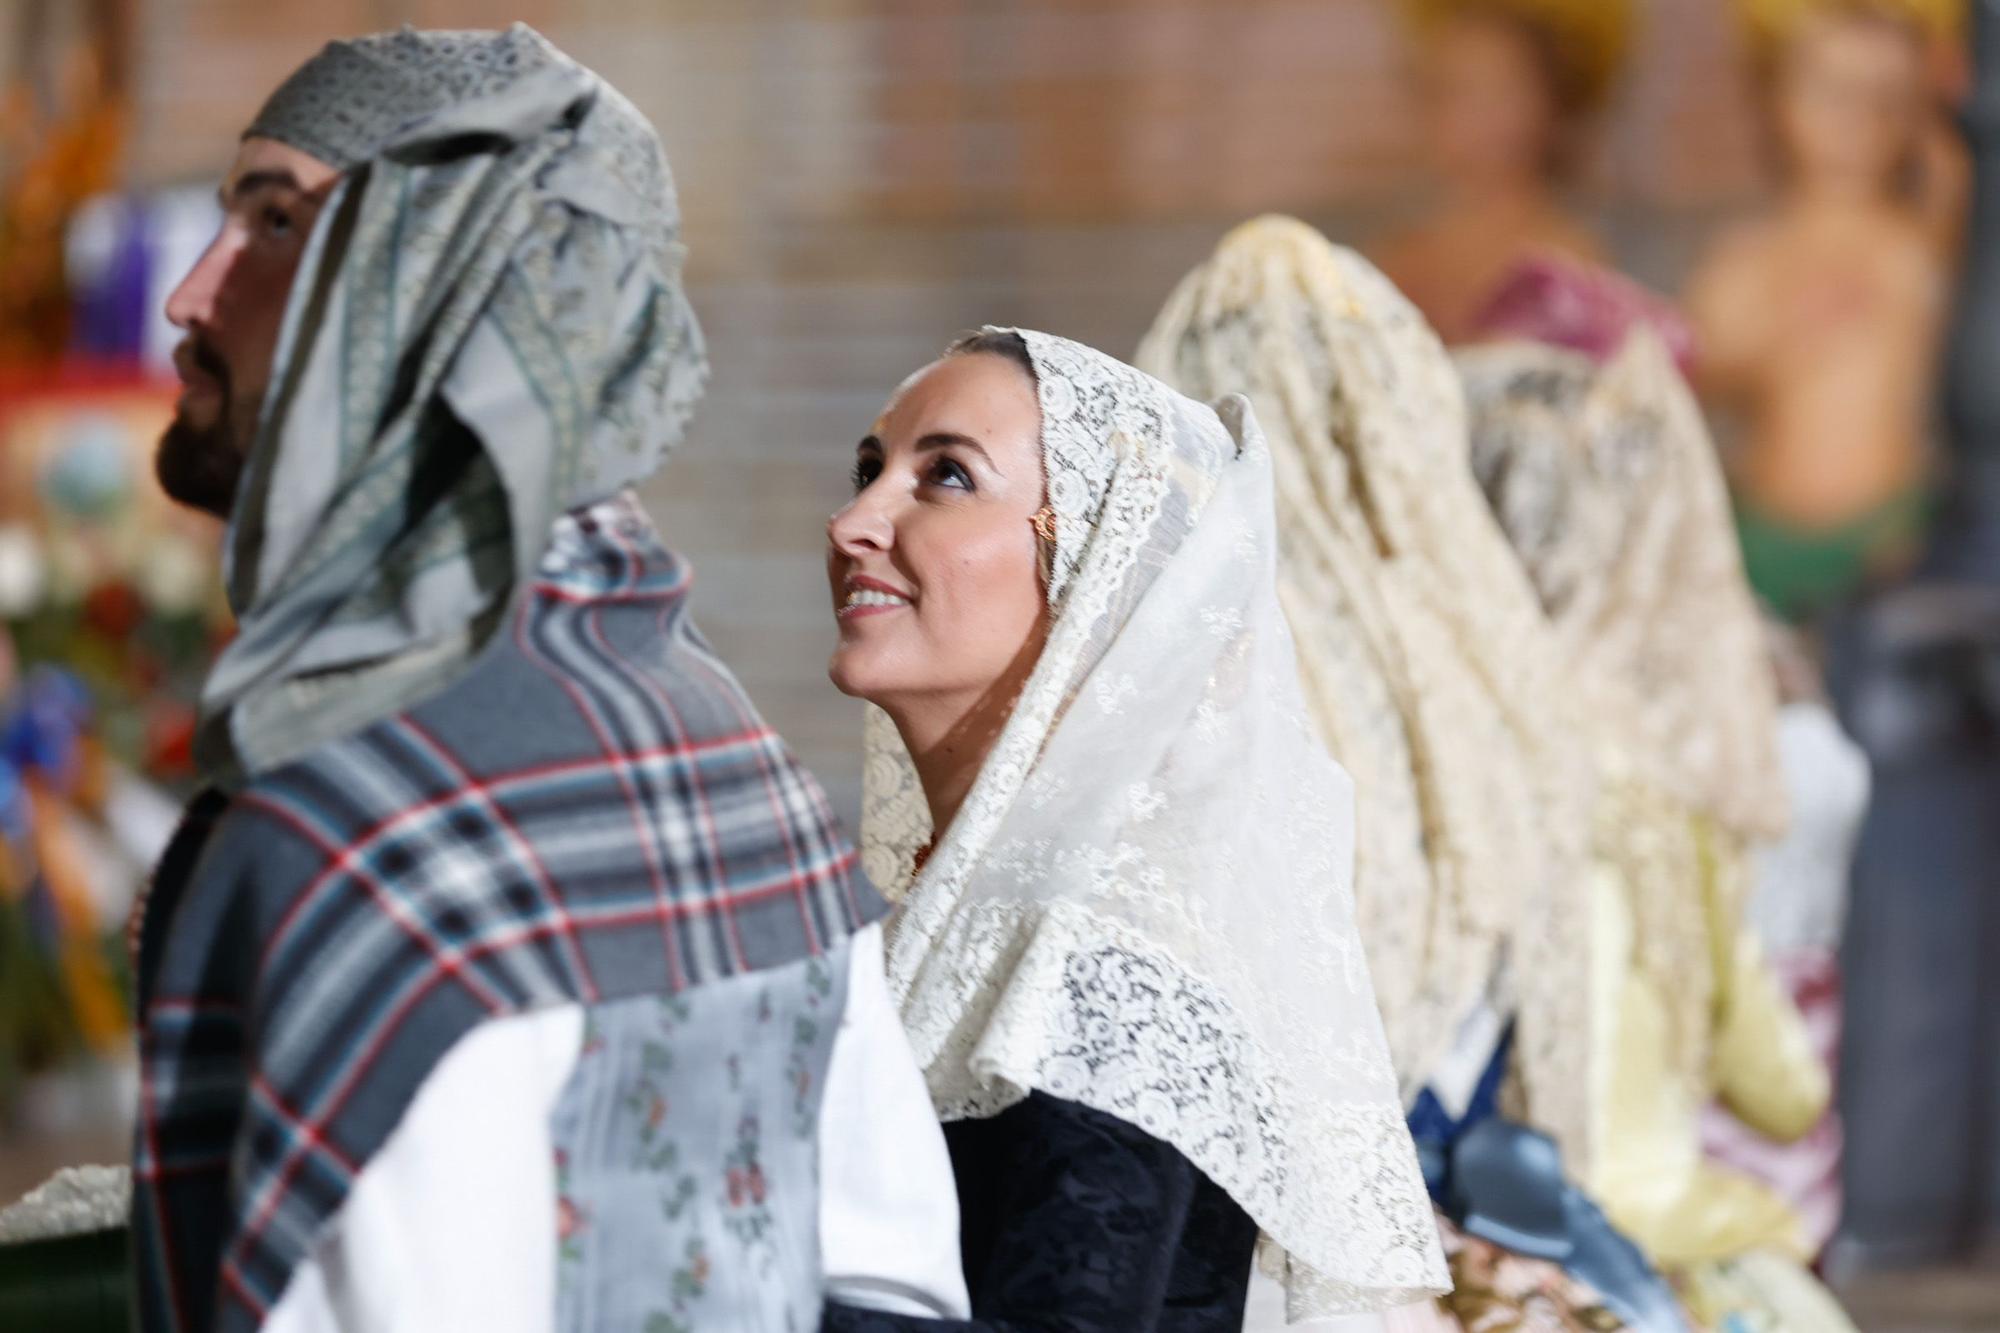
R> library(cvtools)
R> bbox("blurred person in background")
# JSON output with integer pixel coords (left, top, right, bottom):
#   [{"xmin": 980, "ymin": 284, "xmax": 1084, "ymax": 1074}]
[
  {"xmin": 124, "ymin": 24, "xmax": 963, "ymax": 1333},
  {"xmin": 1374, "ymin": 0, "xmax": 1633, "ymax": 345},
  {"xmin": 1458, "ymin": 250, "xmax": 1868, "ymax": 1280},
  {"xmin": 1686, "ymin": 0, "xmax": 1967, "ymax": 623},
  {"xmin": 1140, "ymin": 218, "xmax": 1658, "ymax": 1333},
  {"xmin": 1696, "ymin": 620, "xmax": 1868, "ymax": 1263},
  {"xmin": 1461, "ymin": 332, "xmax": 1857, "ymax": 1332}
]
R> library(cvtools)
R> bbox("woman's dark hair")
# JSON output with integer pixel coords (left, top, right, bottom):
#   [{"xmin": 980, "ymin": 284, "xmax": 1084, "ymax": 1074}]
[{"xmin": 946, "ymin": 329, "xmax": 1039, "ymax": 385}]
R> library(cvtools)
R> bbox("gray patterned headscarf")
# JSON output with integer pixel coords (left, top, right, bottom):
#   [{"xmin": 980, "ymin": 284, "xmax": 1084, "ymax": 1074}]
[{"xmin": 198, "ymin": 24, "xmax": 707, "ymax": 785}]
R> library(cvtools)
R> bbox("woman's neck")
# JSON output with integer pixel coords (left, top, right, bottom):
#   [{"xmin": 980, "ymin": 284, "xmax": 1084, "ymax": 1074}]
[{"xmin": 885, "ymin": 627, "xmax": 1047, "ymax": 839}]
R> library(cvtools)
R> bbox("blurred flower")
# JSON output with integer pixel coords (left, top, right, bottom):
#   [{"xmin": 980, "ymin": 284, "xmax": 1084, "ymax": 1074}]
[
  {"xmin": 39, "ymin": 415, "xmax": 132, "ymax": 520},
  {"xmin": 0, "ymin": 525, "xmax": 47, "ymax": 616},
  {"xmin": 132, "ymin": 533, "xmax": 211, "ymax": 617},
  {"xmin": 82, "ymin": 580, "xmax": 143, "ymax": 640}
]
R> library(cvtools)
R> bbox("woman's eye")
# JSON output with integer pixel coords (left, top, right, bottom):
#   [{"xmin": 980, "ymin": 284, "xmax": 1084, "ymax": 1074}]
[
  {"xmin": 850, "ymin": 458, "xmax": 881, "ymax": 493},
  {"xmin": 261, "ymin": 206, "xmax": 295, "ymax": 239},
  {"xmin": 927, "ymin": 458, "xmax": 973, "ymax": 491}
]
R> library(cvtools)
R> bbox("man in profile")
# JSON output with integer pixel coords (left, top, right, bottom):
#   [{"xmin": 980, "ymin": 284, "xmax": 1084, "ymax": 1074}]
[{"xmin": 133, "ymin": 25, "xmax": 964, "ymax": 1332}]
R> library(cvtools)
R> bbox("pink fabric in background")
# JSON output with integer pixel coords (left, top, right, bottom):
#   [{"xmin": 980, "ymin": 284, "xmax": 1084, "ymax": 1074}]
[
  {"xmin": 1469, "ymin": 253, "xmax": 1698, "ymax": 379},
  {"xmin": 1700, "ymin": 951, "xmax": 1846, "ymax": 1258}
]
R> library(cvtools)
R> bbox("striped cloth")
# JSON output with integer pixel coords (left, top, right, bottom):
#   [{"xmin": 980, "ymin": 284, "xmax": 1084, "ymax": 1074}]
[{"xmin": 131, "ymin": 494, "xmax": 881, "ymax": 1332}]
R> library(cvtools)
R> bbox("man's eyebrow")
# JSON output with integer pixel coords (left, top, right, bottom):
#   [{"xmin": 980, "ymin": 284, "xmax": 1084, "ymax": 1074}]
[{"xmin": 220, "ymin": 168, "xmax": 305, "ymax": 209}]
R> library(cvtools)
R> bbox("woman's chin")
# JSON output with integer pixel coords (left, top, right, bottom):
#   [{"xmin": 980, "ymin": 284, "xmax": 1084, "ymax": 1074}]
[{"xmin": 826, "ymin": 650, "xmax": 883, "ymax": 703}]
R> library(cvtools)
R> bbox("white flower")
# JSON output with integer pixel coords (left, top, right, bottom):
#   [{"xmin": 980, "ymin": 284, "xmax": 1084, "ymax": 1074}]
[
  {"xmin": 0, "ymin": 525, "xmax": 47, "ymax": 616},
  {"xmin": 132, "ymin": 533, "xmax": 211, "ymax": 616},
  {"xmin": 0, "ymin": 1165, "xmax": 130, "ymax": 1243}
]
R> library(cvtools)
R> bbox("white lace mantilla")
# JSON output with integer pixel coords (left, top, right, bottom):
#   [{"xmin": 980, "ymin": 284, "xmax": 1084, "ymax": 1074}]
[
  {"xmin": 870, "ymin": 329, "xmax": 1447, "ymax": 1318},
  {"xmin": 908, "ymin": 900, "xmax": 1446, "ymax": 1318}
]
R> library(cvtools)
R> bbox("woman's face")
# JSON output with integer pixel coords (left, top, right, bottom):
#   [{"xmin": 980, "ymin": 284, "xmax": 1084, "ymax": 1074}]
[
  {"xmin": 1774, "ymin": 13, "xmax": 1926, "ymax": 196},
  {"xmin": 1417, "ymin": 14, "xmax": 1561, "ymax": 189},
  {"xmin": 827, "ymin": 352, "xmax": 1049, "ymax": 716}
]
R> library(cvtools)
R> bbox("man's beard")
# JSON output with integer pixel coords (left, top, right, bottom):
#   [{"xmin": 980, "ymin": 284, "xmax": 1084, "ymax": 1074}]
[{"xmin": 156, "ymin": 340, "xmax": 249, "ymax": 520}]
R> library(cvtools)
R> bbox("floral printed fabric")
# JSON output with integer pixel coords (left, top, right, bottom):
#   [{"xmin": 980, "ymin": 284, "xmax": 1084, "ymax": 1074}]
[
  {"xmin": 552, "ymin": 939, "xmax": 850, "ymax": 1333},
  {"xmin": 1436, "ymin": 1217, "xmax": 1626, "ymax": 1333}
]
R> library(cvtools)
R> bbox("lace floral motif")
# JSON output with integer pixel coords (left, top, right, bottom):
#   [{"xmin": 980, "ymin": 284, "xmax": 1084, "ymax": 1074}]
[{"xmin": 869, "ymin": 330, "xmax": 1446, "ymax": 1317}]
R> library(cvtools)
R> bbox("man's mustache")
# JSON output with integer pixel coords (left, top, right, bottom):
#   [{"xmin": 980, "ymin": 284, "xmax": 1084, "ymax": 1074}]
[{"xmin": 186, "ymin": 336, "xmax": 230, "ymax": 390}]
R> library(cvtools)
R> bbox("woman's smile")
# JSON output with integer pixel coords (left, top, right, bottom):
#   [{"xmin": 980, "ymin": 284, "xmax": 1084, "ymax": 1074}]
[{"xmin": 838, "ymin": 573, "xmax": 916, "ymax": 619}]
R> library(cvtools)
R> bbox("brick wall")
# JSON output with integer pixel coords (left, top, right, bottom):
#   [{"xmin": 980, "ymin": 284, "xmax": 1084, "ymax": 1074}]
[{"xmin": 119, "ymin": 0, "xmax": 1780, "ymax": 821}]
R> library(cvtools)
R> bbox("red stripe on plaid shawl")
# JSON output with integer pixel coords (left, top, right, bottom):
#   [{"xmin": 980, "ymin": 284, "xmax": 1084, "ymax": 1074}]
[
  {"xmin": 585, "ymin": 596, "xmax": 750, "ymax": 972},
  {"xmin": 135, "ymin": 1023, "xmax": 188, "ymax": 1327},
  {"xmin": 668, "ymin": 604, "xmax": 831, "ymax": 958},
  {"xmin": 396, "ymin": 716, "xmax": 604, "ymax": 1004},
  {"xmin": 596, "ymin": 514, "xmax": 752, "ymax": 970},
  {"xmin": 251, "ymin": 728, "xmax": 772, "ymax": 977},
  {"xmin": 530, "ymin": 547, "xmax": 691, "ymax": 605},
  {"xmin": 514, "ymin": 591, "xmax": 691, "ymax": 991},
  {"xmin": 240, "ymin": 793, "xmax": 512, "ymax": 1014}
]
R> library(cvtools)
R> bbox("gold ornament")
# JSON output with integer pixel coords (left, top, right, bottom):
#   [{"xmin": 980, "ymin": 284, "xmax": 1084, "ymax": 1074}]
[{"xmin": 1400, "ymin": 0, "xmax": 1636, "ymax": 113}]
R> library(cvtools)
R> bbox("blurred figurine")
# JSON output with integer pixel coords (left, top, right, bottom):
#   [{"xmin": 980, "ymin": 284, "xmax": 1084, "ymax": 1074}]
[
  {"xmin": 1698, "ymin": 619, "xmax": 1868, "ymax": 1261},
  {"xmin": 1688, "ymin": 0, "xmax": 1967, "ymax": 622},
  {"xmin": 0, "ymin": 0, "xmax": 129, "ymax": 369},
  {"xmin": 1375, "ymin": 0, "xmax": 1633, "ymax": 344}
]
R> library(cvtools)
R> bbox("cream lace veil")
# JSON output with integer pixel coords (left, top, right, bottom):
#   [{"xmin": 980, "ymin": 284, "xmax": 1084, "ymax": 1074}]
[
  {"xmin": 1135, "ymin": 217, "xmax": 1595, "ymax": 1165},
  {"xmin": 864, "ymin": 328, "xmax": 1448, "ymax": 1319},
  {"xmin": 1456, "ymin": 334, "xmax": 1788, "ymax": 842},
  {"xmin": 1457, "ymin": 334, "xmax": 1790, "ymax": 1088}
]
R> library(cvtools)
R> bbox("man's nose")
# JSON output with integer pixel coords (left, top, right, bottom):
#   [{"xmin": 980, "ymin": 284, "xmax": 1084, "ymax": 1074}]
[{"xmin": 165, "ymin": 235, "xmax": 232, "ymax": 332}]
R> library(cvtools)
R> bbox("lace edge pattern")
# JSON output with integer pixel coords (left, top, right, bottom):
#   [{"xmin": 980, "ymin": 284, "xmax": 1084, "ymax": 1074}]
[{"xmin": 909, "ymin": 900, "xmax": 1450, "ymax": 1318}]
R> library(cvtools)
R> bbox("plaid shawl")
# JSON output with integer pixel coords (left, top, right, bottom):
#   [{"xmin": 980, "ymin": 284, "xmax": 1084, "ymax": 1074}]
[{"xmin": 130, "ymin": 494, "xmax": 880, "ymax": 1332}]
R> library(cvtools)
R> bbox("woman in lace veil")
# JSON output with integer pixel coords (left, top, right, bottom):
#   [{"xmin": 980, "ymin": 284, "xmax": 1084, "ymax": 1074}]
[
  {"xmin": 1135, "ymin": 216, "xmax": 1594, "ymax": 1170},
  {"xmin": 1457, "ymin": 336, "xmax": 1840, "ymax": 1306},
  {"xmin": 821, "ymin": 329, "xmax": 1445, "ymax": 1328}
]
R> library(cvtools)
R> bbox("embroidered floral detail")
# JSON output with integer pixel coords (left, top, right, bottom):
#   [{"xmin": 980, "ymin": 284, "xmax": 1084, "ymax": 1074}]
[
  {"xmin": 555, "ymin": 950, "xmax": 849, "ymax": 1333},
  {"xmin": 722, "ymin": 1113, "xmax": 774, "ymax": 1247}
]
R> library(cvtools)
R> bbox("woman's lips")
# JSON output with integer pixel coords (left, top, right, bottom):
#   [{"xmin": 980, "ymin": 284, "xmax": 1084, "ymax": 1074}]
[{"xmin": 838, "ymin": 574, "xmax": 914, "ymax": 619}]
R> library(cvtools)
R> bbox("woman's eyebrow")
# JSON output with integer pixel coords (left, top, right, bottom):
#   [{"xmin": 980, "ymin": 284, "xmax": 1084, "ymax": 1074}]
[
  {"xmin": 915, "ymin": 432, "xmax": 997, "ymax": 471},
  {"xmin": 858, "ymin": 431, "xmax": 1003, "ymax": 476}
]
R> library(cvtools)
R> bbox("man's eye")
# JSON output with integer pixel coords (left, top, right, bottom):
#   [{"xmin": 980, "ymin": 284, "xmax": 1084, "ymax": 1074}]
[{"xmin": 262, "ymin": 206, "xmax": 295, "ymax": 238}]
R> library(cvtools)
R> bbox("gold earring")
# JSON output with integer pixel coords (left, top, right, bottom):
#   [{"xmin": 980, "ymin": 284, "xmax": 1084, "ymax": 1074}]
[{"xmin": 1029, "ymin": 506, "xmax": 1058, "ymax": 544}]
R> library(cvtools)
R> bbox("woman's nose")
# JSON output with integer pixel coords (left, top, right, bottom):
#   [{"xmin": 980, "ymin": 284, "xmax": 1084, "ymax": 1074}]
[{"xmin": 828, "ymin": 487, "xmax": 894, "ymax": 557}]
